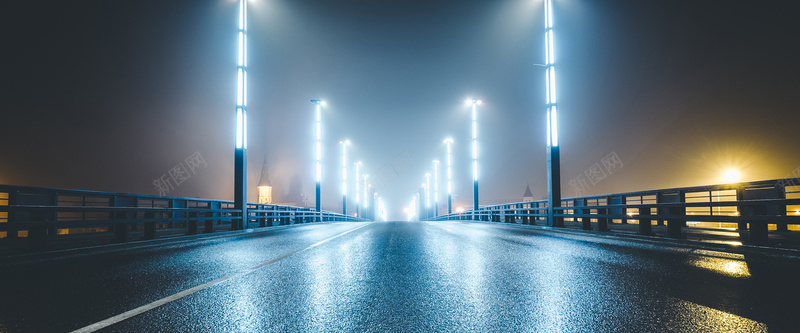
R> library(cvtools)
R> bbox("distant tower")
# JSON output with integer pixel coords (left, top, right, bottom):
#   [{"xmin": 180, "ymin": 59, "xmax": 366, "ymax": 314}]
[
  {"xmin": 523, "ymin": 184, "xmax": 534, "ymax": 202},
  {"xmin": 257, "ymin": 158, "xmax": 272, "ymax": 204}
]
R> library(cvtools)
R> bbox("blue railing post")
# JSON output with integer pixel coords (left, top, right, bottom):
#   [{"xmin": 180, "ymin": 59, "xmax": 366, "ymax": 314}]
[
  {"xmin": 667, "ymin": 191, "xmax": 685, "ymax": 238},
  {"xmin": 266, "ymin": 206, "xmax": 274, "ymax": 227},
  {"xmin": 206, "ymin": 201, "xmax": 218, "ymax": 233},
  {"xmin": 521, "ymin": 203, "xmax": 529, "ymax": 225},
  {"xmin": 639, "ymin": 205, "xmax": 652, "ymax": 236},
  {"xmin": 656, "ymin": 193, "xmax": 666, "ymax": 226},
  {"xmin": 598, "ymin": 197, "xmax": 610, "ymax": 232},
  {"xmin": 577, "ymin": 199, "xmax": 590, "ymax": 230},
  {"xmin": 294, "ymin": 209, "xmax": 303, "ymax": 224}
]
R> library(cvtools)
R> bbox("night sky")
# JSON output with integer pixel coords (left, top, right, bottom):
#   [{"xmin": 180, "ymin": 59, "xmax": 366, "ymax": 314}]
[{"xmin": 3, "ymin": 0, "xmax": 799, "ymax": 218}]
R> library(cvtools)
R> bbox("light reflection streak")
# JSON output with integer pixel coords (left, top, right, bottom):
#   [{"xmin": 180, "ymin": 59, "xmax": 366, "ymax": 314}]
[
  {"xmin": 305, "ymin": 250, "xmax": 333, "ymax": 329},
  {"xmin": 533, "ymin": 242, "xmax": 569, "ymax": 331},
  {"xmin": 230, "ymin": 281, "xmax": 260, "ymax": 331},
  {"xmin": 427, "ymin": 223, "xmax": 489, "ymax": 324},
  {"xmin": 302, "ymin": 232, "xmax": 357, "ymax": 331},
  {"xmin": 688, "ymin": 250, "xmax": 750, "ymax": 278},
  {"xmin": 463, "ymin": 237, "xmax": 486, "ymax": 305},
  {"xmin": 668, "ymin": 297, "xmax": 767, "ymax": 332},
  {"xmin": 700, "ymin": 239, "xmax": 743, "ymax": 246}
]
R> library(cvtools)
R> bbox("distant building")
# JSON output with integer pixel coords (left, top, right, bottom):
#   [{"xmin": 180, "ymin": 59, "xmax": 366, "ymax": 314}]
[
  {"xmin": 523, "ymin": 184, "xmax": 534, "ymax": 202},
  {"xmin": 257, "ymin": 158, "xmax": 272, "ymax": 204}
]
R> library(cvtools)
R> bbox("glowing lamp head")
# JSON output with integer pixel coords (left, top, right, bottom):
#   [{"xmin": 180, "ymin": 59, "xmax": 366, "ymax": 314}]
[
  {"xmin": 465, "ymin": 99, "xmax": 482, "ymax": 106},
  {"xmin": 722, "ymin": 168, "xmax": 741, "ymax": 183}
]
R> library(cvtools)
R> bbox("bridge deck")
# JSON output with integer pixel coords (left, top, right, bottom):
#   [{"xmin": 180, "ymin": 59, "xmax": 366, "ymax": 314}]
[{"xmin": 1, "ymin": 221, "xmax": 798, "ymax": 332}]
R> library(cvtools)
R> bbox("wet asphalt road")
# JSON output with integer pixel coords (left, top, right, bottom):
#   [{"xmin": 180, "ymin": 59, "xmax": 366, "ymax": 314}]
[{"xmin": 2, "ymin": 221, "xmax": 800, "ymax": 332}]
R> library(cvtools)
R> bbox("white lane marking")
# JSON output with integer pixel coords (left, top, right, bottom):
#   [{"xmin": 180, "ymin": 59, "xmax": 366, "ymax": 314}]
[{"xmin": 71, "ymin": 223, "xmax": 372, "ymax": 333}]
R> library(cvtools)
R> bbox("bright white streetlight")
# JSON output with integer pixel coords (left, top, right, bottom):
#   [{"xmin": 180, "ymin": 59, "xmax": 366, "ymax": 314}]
[
  {"xmin": 310, "ymin": 100, "xmax": 325, "ymax": 214},
  {"xmin": 378, "ymin": 197, "xmax": 387, "ymax": 221},
  {"xmin": 425, "ymin": 174, "xmax": 431, "ymax": 211},
  {"xmin": 544, "ymin": 0, "xmax": 563, "ymax": 227},
  {"xmin": 233, "ymin": 0, "xmax": 249, "ymax": 230},
  {"xmin": 444, "ymin": 138, "xmax": 453, "ymax": 214},
  {"xmin": 340, "ymin": 140, "xmax": 350, "ymax": 215},
  {"xmin": 466, "ymin": 99, "xmax": 481, "ymax": 216},
  {"xmin": 433, "ymin": 160, "xmax": 440, "ymax": 217},
  {"xmin": 355, "ymin": 161, "xmax": 361, "ymax": 217},
  {"xmin": 363, "ymin": 174, "xmax": 369, "ymax": 210}
]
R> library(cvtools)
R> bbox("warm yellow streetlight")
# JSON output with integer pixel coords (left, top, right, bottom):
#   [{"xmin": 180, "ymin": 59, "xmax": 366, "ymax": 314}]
[{"xmin": 722, "ymin": 168, "xmax": 741, "ymax": 183}]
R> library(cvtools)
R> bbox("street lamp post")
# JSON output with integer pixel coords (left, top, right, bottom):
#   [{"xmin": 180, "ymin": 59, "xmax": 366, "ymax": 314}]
[
  {"xmin": 444, "ymin": 139, "xmax": 453, "ymax": 214},
  {"xmin": 233, "ymin": 0, "xmax": 248, "ymax": 230},
  {"xmin": 340, "ymin": 140, "xmax": 350, "ymax": 215},
  {"xmin": 433, "ymin": 160, "xmax": 440, "ymax": 217},
  {"xmin": 363, "ymin": 174, "xmax": 369, "ymax": 219},
  {"xmin": 310, "ymin": 100, "xmax": 325, "ymax": 220},
  {"xmin": 467, "ymin": 99, "xmax": 481, "ymax": 220},
  {"xmin": 419, "ymin": 183, "xmax": 426, "ymax": 220},
  {"xmin": 544, "ymin": 0, "xmax": 563, "ymax": 227},
  {"xmin": 367, "ymin": 183, "xmax": 372, "ymax": 220},
  {"xmin": 416, "ymin": 193, "xmax": 421, "ymax": 221},
  {"xmin": 373, "ymin": 190, "xmax": 378, "ymax": 221},
  {"xmin": 425, "ymin": 174, "xmax": 431, "ymax": 218},
  {"xmin": 355, "ymin": 161, "xmax": 361, "ymax": 217},
  {"xmin": 377, "ymin": 196, "xmax": 386, "ymax": 221}
]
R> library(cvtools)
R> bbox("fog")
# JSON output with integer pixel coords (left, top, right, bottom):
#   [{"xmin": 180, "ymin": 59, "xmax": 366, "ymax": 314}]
[{"xmin": 3, "ymin": 0, "xmax": 798, "ymax": 218}]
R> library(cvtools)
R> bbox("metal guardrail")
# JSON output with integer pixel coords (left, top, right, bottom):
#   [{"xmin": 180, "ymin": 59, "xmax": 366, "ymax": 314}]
[
  {"xmin": 426, "ymin": 179, "xmax": 800, "ymax": 246},
  {"xmin": 0, "ymin": 185, "xmax": 368, "ymax": 254}
]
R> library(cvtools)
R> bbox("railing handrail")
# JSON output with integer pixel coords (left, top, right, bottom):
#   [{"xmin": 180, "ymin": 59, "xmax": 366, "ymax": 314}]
[
  {"xmin": 469, "ymin": 178, "xmax": 789, "ymax": 209},
  {"xmin": 0, "ymin": 184, "xmax": 370, "ymax": 254},
  {"xmin": 424, "ymin": 178, "xmax": 798, "ymax": 246}
]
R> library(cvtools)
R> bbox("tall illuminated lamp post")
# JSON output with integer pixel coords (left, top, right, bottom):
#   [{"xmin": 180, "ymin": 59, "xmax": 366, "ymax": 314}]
[
  {"xmin": 433, "ymin": 160, "xmax": 440, "ymax": 217},
  {"xmin": 412, "ymin": 195, "xmax": 418, "ymax": 221},
  {"xmin": 377, "ymin": 197, "xmax": 386, "ymax": 221},
  {"xmin": 425, "ymin": 173, "xmax": 431, "ymax": 218},
  {"xmin": 444, "ymin": 139, "xmax": 454, "ymax": 214},
  {"xmin": 311, "ymin": 100, "xmax": 325, "ymax": 220},
  {"xmin": 363, "ymin": 175, "xmax": 369, "ymax": 219},
  {"xmin": 418, "ymin": 186, "xmax": 425, "ymax": 220},
  {"xmin": 355, "ymin": 161, "xmax": 361, "ymax": 217},
  {"xmin": 233, "ymin": 0, "xmax": 248, "ymax": 230},
  {"xmin": 466, "ymin": 99, "xmax": 481, "ymax": 220},
  {"xmin": 373, "ymin": 190, "xmax": 378, "ymax": 221},
  {"xmin": 340, "ymin": 140, "xmax": 350, "ymax": 215},
  {"xmin": 544, "ymin": 0, "xmax": 563, "ymax": 227}
]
